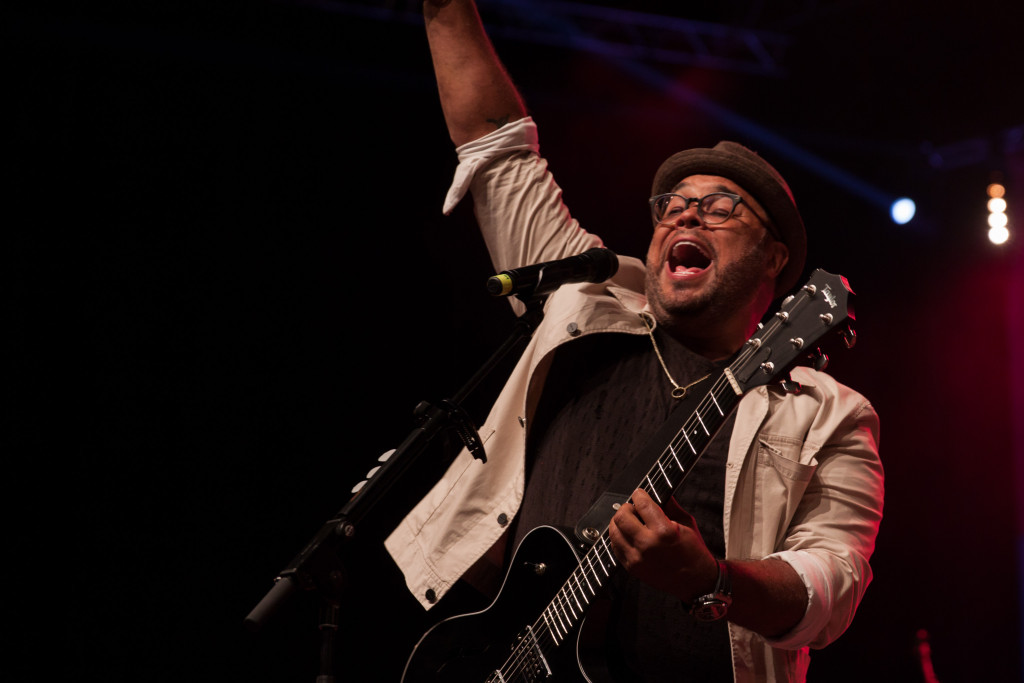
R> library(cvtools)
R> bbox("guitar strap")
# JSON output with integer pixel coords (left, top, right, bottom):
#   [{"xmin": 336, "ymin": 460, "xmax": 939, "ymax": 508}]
[{"xmin": 573, "ymin": 378, "xmax": 716, "ymax": 544}]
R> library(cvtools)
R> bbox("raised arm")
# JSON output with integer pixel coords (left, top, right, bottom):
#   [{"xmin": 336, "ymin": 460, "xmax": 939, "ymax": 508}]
[{"xmin": 424, "ymin": 0, "xmax": 527, "ymax": 146}]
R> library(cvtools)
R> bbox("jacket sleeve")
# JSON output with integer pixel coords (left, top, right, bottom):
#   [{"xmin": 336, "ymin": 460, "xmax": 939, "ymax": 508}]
[
  {"xmin": 446, "ymin": 117, "xmax": 605, "ymax": 316},
  {"xmin": 763, "ymin": 374, "xmax": 884, "ymax": 650}
]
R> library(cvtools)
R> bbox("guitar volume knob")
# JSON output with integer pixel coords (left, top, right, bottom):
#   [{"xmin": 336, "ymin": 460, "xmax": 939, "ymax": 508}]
[{"xmin": 525, "ymin": 562, "xmax": 548, "ymax": 576}]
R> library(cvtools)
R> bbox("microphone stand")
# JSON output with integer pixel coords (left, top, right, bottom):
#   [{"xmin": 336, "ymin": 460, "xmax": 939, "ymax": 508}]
[{"xmin": 244, "ymin": 292, "xmax": 549, "ymax": 681}]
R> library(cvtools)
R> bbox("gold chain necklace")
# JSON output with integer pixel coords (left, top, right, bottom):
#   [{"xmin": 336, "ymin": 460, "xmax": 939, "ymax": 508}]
[{"xmin": 640, "ymin": 313, "xmax": 710, "ymax": 399}]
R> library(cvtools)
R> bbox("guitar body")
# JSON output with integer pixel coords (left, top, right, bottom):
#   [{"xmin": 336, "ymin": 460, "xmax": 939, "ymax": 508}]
[{"xmin": 402, "ymin": 526, "xmax": 610, "ymax": 683}]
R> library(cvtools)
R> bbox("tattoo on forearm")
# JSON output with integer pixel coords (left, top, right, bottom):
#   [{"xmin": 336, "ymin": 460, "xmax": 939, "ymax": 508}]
[{"xmin": 486, "ymin": 115, "xmax": 511, "ymax": 129}]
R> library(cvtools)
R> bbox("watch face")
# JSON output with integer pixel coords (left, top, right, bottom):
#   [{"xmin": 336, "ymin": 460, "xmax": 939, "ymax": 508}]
[{"xmin": 692, "ymin": 599, "xmax": 728, "ymax": 621}]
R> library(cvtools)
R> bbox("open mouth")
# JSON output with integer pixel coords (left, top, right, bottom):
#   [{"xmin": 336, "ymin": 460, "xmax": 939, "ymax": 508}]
[{"xmin": 668, "ymin": 240, "xmax": 712, "ymax": 275}]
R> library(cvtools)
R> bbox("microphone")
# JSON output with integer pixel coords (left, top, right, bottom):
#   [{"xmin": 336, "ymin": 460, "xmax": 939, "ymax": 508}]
[{"xmin": 486, "ymin": 247, "xmax": 619, "ymax": 298}]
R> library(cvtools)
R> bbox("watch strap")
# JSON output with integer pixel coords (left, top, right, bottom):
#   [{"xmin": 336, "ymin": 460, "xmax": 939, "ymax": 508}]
[{"xmin": 688, "ymin": 559, "xmax": 733, "ymax": 621}]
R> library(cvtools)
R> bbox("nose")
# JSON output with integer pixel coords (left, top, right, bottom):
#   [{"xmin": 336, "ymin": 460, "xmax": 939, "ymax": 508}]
[{"xmin": 671, "ymin": 200, "xmax": 703, "ymax": 229}]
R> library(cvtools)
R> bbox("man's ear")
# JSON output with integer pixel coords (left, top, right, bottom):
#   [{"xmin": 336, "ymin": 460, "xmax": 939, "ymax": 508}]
[{"xmin": 766, "ymin": 239, "xmax": 789, "ymax": 279}]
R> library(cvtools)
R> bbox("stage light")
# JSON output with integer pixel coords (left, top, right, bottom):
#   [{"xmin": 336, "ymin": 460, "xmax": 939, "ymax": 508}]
[
  {"xmin": 988, "ymin": 211, "xmax": 1008, "ymax": 229},
  {"xmin": 986, "ymin": 181, "xmax": 1010, "ymax": 245},
  {"xmin": 988, "ymin": 197, "xmax": 1007, "ymax": 213},
  {"xmin": 890, "ymin": 197, "xmax": 916, "ymax": 225},
  {"xmin": 989, "ymin": 225, "xmax": 1010, "ymax": 244}
]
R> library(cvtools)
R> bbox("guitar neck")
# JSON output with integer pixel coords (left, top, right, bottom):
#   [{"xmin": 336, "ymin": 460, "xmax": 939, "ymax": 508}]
[{"xmin": 638, "ymin": 369, "xmax": 744, "ymax": 506}]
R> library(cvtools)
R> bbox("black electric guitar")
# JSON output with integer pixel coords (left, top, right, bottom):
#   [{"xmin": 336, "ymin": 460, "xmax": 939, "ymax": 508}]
[{"xmin": 402, "ymin": 269, "xmax": 856, "ymax": 683}]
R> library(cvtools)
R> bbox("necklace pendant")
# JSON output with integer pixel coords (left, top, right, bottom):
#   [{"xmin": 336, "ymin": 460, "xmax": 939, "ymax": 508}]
[{"xmin": 671, "ymin": 386, "xmax": 688, "ymax": 400}]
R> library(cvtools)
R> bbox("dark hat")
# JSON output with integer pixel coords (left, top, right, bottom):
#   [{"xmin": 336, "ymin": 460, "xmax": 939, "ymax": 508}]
[{"xmin": 651, "ymin": 141, "xmax": 807, "ymax": 298}]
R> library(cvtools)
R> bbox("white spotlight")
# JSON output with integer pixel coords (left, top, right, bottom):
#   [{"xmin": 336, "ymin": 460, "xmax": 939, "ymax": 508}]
[
  {"xmin": 988, "ymin": 211, "xmax": 1008, "ymax": 229},
  {"xmin": 890, "ymin": 197, "xmax": 916, "ymax": 225},
  {"xmin": 988, "ymin": 225, "xmax": 1010, "ymax": 245}
]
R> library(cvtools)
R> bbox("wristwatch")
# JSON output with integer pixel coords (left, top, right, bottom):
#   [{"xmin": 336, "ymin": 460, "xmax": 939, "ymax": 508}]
[{"xmin": 689, "ymin": 559, "xmax": 733, "ymax": 621}]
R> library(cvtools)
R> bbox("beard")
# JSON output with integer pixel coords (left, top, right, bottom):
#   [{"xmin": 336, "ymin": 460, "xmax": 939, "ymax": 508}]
[{"xmin": 645, "ymin": 232, "xmax": 775, "ymax": 326}]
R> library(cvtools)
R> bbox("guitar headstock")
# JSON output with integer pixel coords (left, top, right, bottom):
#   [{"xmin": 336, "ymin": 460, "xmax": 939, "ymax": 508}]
[{"xmin": 730, "ymin": 269, "xmax": 856, "ymax": 392}]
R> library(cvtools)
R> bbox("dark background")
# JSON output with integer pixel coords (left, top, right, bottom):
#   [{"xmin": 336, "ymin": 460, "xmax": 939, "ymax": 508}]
[{"xmin": 10, "ymin": 1, "xmax": 1024, "ymax": 681}]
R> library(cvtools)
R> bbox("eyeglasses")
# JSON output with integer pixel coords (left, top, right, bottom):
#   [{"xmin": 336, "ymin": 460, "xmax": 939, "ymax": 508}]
[{"xmin": 648, "ymin": 192, "xmax": 748, "ymax": 227}]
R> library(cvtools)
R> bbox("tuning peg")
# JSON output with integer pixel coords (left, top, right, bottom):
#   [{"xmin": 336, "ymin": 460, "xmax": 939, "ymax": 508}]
[
  {"xmin": 780, "ymin": 375, "xmax": 802, "ymax": 394},
  {"xmin": 810, "ymin": 348, "xmax": 830, "ymax": 371},
  {"xmin": 840, "ymin": 325, "xmax": 857, "ymax": 349}
]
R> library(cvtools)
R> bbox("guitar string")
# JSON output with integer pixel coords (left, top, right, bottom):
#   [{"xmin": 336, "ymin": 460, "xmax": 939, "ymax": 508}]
[
  {"xmin": 502, "ymin": 384, "xmax": 751, "ymax": 678},
  {"xmin": 650, "ymin": 288, "xmax": 813, "ymax": 502},
  {"xmin": 499, "ymin": 332, "xmax": 774, "ymax": 681},
  {"xmin": 499, "ymin": 371, "xmax": 742, "ymax": 682},
  {"xmin": 498, "ymin": 291, "xmax": 811, "ymax": 680},
  {"xmin": 501, "ymin": 324, "xmax": 786, "ymax": 680}
]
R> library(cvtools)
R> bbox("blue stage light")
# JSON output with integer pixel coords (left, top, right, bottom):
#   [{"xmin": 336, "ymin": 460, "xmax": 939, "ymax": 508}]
[{"xmin": 890, "ymin": 197, "xmax": 916, "ymax": 225}]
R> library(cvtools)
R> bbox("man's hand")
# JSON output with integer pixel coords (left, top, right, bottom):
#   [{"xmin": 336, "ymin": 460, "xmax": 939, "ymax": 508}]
[{"xmin": 608, "ymin": 488, "xmax": 719, "ymax": 602}]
